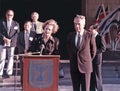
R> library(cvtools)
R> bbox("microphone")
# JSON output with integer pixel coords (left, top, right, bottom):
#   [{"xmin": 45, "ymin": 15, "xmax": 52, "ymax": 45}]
[{"xmin": 40, "ymin": 44, "xmax": 45, "ymax": 55}]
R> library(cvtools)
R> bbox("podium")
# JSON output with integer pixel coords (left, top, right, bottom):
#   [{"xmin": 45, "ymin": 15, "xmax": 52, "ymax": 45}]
[{"xmin": 22, "ymin": 55, "xmax": 60, "ymax": 91}]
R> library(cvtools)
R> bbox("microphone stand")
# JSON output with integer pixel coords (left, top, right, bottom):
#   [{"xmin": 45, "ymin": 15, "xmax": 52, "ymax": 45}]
[
  {"xmin": 40, "ymin": 48, "xmax": 44, "ymax": 55},
  {"xmin": 39, "ymin": 44, "xmax": 45, "ymax": 55},
  {"xmin": 14, "ymin": 55, "xmax": 19, "ymax": 91}
]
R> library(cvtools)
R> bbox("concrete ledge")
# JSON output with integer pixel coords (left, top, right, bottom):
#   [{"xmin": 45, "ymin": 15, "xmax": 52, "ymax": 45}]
[{"xmin": 60, "ymin": 60, "xmax": 120, "ymax": 63}]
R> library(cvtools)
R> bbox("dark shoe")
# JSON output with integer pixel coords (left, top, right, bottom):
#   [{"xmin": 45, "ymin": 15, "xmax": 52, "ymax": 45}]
[{"xmin": 2, "ymin": 74, "xmax": 10, "ymax": 79}]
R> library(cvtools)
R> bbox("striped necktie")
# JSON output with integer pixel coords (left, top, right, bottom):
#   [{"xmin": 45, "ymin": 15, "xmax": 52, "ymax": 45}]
[
  {"xmin": 34, "ymin": 23, "xmax": 36, "ymax": 31},
  {"xmin": 7, "ymin": 21, "xmax": 11, "ymax": 34},
  {"xmin": 25, "ymin": 32, "xmax": 29, "ymax": 50},
  {"xmin": 77, "ymin": 33, "xmax": 81, "ymax": 48}
]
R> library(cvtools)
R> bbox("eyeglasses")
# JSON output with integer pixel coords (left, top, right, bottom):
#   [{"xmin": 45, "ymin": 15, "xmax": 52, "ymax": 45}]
[{"xmin": 7, "ymin": 14, "xmax": 13, "ymax": 16}]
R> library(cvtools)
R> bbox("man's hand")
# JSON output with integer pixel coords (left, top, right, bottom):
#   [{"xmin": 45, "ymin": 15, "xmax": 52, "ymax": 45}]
[{"xmin": 3, "ymin": 37, "xmax": 11, "ymax": 46}]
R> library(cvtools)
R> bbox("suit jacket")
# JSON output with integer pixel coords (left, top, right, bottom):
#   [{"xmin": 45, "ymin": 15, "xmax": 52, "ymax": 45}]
[
  {"xmin": 93, "ymin": 34, "xmax": 106, "ymax": 65},
  {"xmin": 17, "ymin": 30, "xmax": 36, "ymax": 54},
  {"xmin": 67, "ymin": 30, "xmax": 96, "ymax": 73},
  {"xmin": 0, "ymin": 19, "xmax": 20, "ymax": 47},
  {"xmin": 31, "ymin": 21, "xmax": 43, "ymax": 34}
]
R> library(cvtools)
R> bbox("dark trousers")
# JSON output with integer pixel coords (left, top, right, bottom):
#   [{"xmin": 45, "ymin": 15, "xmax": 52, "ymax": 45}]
[
  {"xmin": 90, "ymin": 63, "xmax": 103, "ymax": 91},
  {"xmin": 70, "ymin": 69, "xmax": 91, "ymax": 91},
  {"xmin": 59, "ymin": 62, "xmax": 64, "ymax": 78}
]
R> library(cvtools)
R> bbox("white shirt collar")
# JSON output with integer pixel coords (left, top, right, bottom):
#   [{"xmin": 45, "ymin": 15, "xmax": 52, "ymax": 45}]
[
  {"xmin": 77, "ymin": 30, "xmax": 84, "ymax": 36},
  {"xmin": 25, "ymin": 30, "xmax": 30, "ymax": 34},
  {"xmin": 7, "ymin": 20, "xmax": 12, "ymax": 23}
]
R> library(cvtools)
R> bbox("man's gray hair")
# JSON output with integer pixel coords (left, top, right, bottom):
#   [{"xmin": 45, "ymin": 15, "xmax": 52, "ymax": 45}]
[{"xmin": 75, "ymin": 14, "xmax": 85, "ymax": 19}]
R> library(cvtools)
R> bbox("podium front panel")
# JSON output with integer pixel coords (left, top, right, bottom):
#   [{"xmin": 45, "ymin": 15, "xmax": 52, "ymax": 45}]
[{"xmin": 23, "ymin": 55, "xmax": 60, "ymax": 91}]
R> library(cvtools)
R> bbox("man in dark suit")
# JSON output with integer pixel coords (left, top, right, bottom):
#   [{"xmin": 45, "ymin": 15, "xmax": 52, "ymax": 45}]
[
  {"xmin": 0, "ymin": 9, "xmax": 20, "ymax": 79},
  {"xmin": 17, "ymin": 21, "xmax": 36, "ymax": 86},
  {"xmin": 17, "ymin": 21, "xmax": 36, "ymax": 54},
  {"xmin": 89, "ymin": 25, "xmax": 106, "ymax": 91},
  {"xmin": 67, "ymin": 15, "xmax": 96, "ymax": 91}
]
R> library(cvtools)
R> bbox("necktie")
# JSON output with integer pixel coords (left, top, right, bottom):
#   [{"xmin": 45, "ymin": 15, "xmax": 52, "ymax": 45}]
[
  {"xmin": 25, "ymin": 32, "xmax": 29, "ymax": 50},
  {"xmin": 34, "ymin": 23, "xmax": 36, "ymax": 31},
  {"xmin": 77, "ymin": 33, "xmax": 81, "ymax": 48},
  {"xmin": 7, "ymin": 21, "xmax": 11, "ymax": 34}
]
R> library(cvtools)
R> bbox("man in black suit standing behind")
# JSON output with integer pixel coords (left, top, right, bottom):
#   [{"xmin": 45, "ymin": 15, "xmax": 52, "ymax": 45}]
[
  {"xmin": 0, "ymin": 9, "xmax": 20, "ymax": 79},
  {"xmin": 89, "ymin": 25, "xmax": 106, "ymax": 91}
]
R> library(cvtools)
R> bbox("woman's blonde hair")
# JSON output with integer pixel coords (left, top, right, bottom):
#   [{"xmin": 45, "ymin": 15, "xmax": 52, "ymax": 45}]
[{"xmin": 43, "ymin": 19, "xmax": 59, "ymax": 34}]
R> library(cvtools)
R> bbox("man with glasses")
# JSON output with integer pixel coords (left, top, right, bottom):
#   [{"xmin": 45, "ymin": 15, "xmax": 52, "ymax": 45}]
[{"xmin": 0, "ymin": 9, "xmax": 20, "ymax": 80}]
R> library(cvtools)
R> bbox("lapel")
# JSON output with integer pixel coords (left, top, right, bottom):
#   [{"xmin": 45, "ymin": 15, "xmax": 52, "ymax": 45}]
[
  {"xmin": 78, "ymin": 30, "xmax": 86, "ymax": 51},
  {"xmin": 23, "ymin": 31, "xmax": 25, "ymax": 46},
  {"xmin": 3, "ymin": 21, "xmax": 7, "ymax": 30},
  {"xmin": 9, "ymin": 21, "xmax": 14, "ymax": 34},
  {"xmin": 73, "ymin": 32, "xmax": 76, "ymax": 48},
  {"xmin": 29, "ymin": 31, "xmax": 33, "ymax": 37}
]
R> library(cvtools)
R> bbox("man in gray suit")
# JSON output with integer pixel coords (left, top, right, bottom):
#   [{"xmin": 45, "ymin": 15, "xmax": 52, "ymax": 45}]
[
  {"xmin": 67, "ymin": 15, "xmax": 96, "ymax": 91},
  {"xmin": 0, "ymin": 9, "xmax": 20, "ymax": 79}
]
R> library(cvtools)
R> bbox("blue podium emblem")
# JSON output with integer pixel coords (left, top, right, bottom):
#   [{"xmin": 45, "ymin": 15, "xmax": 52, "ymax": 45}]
[{"xmin": 29, "ymin": 60, "xmax": 54, "ymax": 88}]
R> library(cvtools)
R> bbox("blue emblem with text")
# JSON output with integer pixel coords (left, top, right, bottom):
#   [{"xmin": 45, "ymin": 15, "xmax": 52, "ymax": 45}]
[{"xmin": 29, "ymin": 60, "xmax": 54, "ymax": 88}]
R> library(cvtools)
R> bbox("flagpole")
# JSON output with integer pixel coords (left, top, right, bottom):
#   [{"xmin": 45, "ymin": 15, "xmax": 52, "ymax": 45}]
[{"xmin": 101, "ymin": 4, "xmax": 106, "ymax": 17}]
